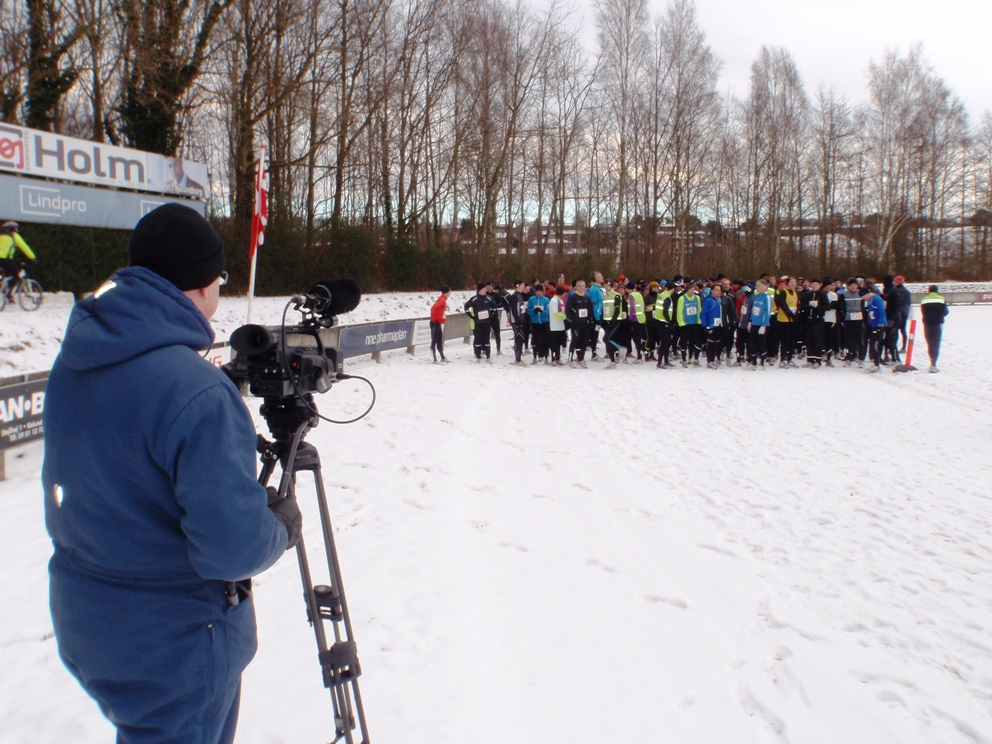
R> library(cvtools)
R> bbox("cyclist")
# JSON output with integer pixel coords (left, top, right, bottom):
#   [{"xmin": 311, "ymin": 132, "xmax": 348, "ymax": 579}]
[{"xmin": 0, "ymin": 221, "xmax": 36, "ymax": 298}]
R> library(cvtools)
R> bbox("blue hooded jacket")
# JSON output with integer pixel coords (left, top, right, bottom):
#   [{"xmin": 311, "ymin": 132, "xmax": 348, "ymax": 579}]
[
  {"xmin": 701, "ymin": 295, "xmax": 722, "ymax": 328},
  {"xmin": 527, "ymin": 293, "xmax": 550, "ymax": 324},
  {"xmin": 42, "ymin": 267, "xmax": 287, "ymax": 739},
  {"xmin": 749, "ymin": 292, "xmax": 773, "ymax": 327},
  {"xmin": 587, "ymin": 283, "xmax": 604, "ymax": 322},
  {"xmin": 866, "ymin": 292, "xmax": 888, "ymax": 329}
]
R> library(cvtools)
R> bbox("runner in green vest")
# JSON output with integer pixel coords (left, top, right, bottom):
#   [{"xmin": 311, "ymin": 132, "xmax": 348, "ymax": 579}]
[{"xmin": 628, "ymin": 283, "xmax": 647, "ymax": 363}]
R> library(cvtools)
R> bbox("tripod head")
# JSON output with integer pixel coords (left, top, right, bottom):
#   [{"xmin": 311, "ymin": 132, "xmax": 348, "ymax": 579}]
[{"xmin": 258, "ymin": 394, "xmax": 320, "ymax": 444}]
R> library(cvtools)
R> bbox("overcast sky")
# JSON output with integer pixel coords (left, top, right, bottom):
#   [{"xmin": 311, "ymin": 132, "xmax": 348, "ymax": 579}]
[{"xmin": 569, "ymin": 0, "xmax": 991, "ymax": 121}]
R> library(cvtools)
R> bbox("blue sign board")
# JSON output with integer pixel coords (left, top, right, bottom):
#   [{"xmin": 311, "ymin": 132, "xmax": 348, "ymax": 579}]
[
  {"xmin": 337, "ymin": 321, "xmax": 415, "ymax": 358},
  {"xmin": 0, "ymin": 172, "xmax": 205, "ymax": 230}
]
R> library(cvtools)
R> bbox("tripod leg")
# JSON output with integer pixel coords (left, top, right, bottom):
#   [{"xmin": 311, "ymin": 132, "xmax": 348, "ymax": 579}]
[
  {"xmin": 261, "ymin": 433, "xmax": 370, "ymax": 744},
  {"xmin": 309, "ymin": 459, "xmax": 370, "ymax": 743}
]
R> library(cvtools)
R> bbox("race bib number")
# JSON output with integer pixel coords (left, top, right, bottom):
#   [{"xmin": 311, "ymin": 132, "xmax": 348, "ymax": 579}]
[
  {"xmin": 752, "ymin": 305, "xmax": 761, "ymax": 316},
  {"xmin": 686, "ymin": 305, "xmax": 697, "ymax": 316},
  {"xmin": 848, "ymin": 312, "xmax": 862, "ymax": 321},
  {"xmin": 578, "ymin": 308, "xmax": 588, "ymax": 318},
  {"xmin": 809, "ymin": 300, "xmax": 818, "ymax": 308},
  {"xmin": 478, "ymin": 310, "xmax": 490, "ymax": 320},
  {"xmin": 712, "ymin": 316, "xmax": 721, "ymax": 326},
  {"xmin": 519, "ymin": 302, "xmax": 527, "ymax": 315}
]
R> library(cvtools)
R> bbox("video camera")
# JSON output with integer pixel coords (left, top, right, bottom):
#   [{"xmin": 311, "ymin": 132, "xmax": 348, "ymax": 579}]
[{"xmin": 225, "ymin": 279, "xmax": 361, "ymax": 400}]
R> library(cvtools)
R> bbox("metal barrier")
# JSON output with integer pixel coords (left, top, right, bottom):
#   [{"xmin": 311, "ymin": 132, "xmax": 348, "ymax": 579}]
[
  {"xmin": 909, "ymin": 291, "xmax": 992, "ymax": 306},
  {"xmin": 0, "ymin": 312, "xmax": 488, "ymax": 478}
]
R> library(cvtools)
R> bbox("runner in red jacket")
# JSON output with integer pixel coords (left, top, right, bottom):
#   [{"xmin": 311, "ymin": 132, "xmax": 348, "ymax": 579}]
[{"xmin": 430, "ymin": 286, "xmax": 451, "ymax": 363}]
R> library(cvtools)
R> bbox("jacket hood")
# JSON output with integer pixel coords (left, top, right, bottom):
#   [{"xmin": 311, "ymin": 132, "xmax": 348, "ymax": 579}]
[{"xmin": 59, "ymin": 267, "xmax": 215, "ymax": 371}]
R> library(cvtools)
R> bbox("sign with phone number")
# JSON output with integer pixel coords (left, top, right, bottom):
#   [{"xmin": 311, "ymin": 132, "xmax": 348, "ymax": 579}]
[{"xmin": 0, "ymin": 378, "xmax": 46, "ymax": 451}]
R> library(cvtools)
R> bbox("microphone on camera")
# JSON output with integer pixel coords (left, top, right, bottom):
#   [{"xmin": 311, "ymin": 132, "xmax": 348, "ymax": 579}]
[{"xmin": 305, "ymin": 278, "xmax": 361, "ymax": 316}]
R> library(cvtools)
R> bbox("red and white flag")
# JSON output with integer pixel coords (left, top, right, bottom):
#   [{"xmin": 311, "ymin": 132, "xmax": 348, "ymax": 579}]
[{"xmin": 246, "ymin": 145, "xmax": 268, "ymax": 323}]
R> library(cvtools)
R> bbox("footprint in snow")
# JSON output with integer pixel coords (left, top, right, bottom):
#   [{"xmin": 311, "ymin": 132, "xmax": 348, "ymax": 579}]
[
  {"xmin": 698, "ymin": 544, "xmax": 739, "ymax": 559},
  {"xmin": 585, "ymin": 557, "xmax": 618, "ymax": 573},
  {"xmin": 497, "ymin": 542, "xmax": 529, "ymax": 552},
  {"xmin": 643, "ymin": 595, "xmax": 688, "ymax": 610}
]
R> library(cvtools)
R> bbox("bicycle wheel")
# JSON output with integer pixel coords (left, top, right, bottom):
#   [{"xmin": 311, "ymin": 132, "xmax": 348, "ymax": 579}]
[{"xmin": 17, "ymin": 279, "xmax": 43, "ymax": 310}]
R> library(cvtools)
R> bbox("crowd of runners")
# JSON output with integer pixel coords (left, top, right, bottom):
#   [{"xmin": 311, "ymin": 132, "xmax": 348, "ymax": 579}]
[{"xmin": 428, "ymin": 272, "xmax": 950, "ymax": 373}]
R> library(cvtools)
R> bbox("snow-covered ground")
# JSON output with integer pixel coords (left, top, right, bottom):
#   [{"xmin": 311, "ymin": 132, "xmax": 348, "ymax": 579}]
[{"xmin": 2, "ymin": 294, "xmax": 991, "ymax": 743}]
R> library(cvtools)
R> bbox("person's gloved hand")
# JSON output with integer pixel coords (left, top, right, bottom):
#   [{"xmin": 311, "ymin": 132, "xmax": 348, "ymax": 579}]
[{"xmin": 266, "ymin": 486, "xmax": 302, "ymax": 549}]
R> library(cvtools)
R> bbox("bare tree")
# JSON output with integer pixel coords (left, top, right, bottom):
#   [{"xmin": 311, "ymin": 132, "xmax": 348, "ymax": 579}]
[
  {"xmin": 811, "ymin": 85, "xmax": 853, "ymax": 271},
  {"xmin": 653, "ymin": 0, "xmax": 720, "ymax": 272},
  {"xmin": 24, "ymin": 0, "xmax": 83, "ymax": 131},
  {"xmin": 0, "ymin": 0, "xmax": 28, "ymax": 122},
  {"xmin": 594, "ymin": 0, "xmax": 648, "ymax": 274}
]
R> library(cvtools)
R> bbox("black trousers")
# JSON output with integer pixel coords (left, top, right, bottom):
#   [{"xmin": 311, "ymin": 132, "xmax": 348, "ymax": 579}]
[
  {"xmin": 924, "ymin": 324, "xmax": 942, "ymax": 365},
  {"xmin": 490, "ymin": 319, "xmax": 502, "ymax": 352},
  {"xmin": 705, "ymin": 327, "xmax": 722, "ymax": 363},
  {"xmin": 599, "ymin": 322, "xmax": 614, "ymax": 358},
  {"xmin": 778, "ymin": 322, "xmax": 796, "ymax": 362},
  {"xmin": 645, "ymin": 319, "xmax": 657, "ymax": 356},
  {"xmin": 512, "ymin": 322, "xmax": 527, "ymax": 361},
  {"xmin": 844, "ymin": 322, "xmax": 866, "ymax": 361},
  {"xmin": 607, "ymin": 321, "xmax": 632, "ymax": 361},
  {"xmin": 735, "ymin": 326, "xmax": 748, "ymax": 361},
  {"xmin": 685, "ymin": 325, "xmax": 704, "ymax": 361},
  {"xmin": 722, "ymin": 326, "xmax": 735, "ymax": 358},
  {"xmin": 805, "ymin": 320, "xmax": 824, "ymax": 362},
  {"xmin": 531, "ymin": 323, "xmax": 549, "ymax": 359},
  {"xmin": 884, "ymin": 325, "xmax": 900, "ymax": 361},
  {"xmin": 655, "ymin": 323, "xmax": 671, "ymax": 365},
  {"xmin": 430, "ymin": 321, "xmax": 445, "ymax": 361},
  {"xmin": 570, "ymin": 323, "xmax": 591, "ymax": 361},
  {"xmin": 588, "ymin": 323, "xmax": 601, "ymax": 356},
  {"xmin": 868, "ymin": 327, "xmax": 885, "ymax": 366},
  {"xmin": 631, "ymin": 322, "xmax": 646, "ymax": 358},
  {"xmin": 473, "ymin": 324, "xmax": 491, "ymax": 358},
  {"xmin": 766, "ymin": 321, "xmax": 779, "ymax": 358},
  {"xmin": 748, "ymin": 326, "xmax": 768, "ymax": 364},
  {"xmin": 824, "ymin": 322, "xmax": 839, "ymax": 359},
  {"xmin": 550, "ymin": 330, "xmax": 566, "ymax": 361}
]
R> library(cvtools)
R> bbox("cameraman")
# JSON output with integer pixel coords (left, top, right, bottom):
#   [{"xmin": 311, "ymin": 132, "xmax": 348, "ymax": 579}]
[{"xmin": 42, "ymin": 203, "xmax": 301, "ymax": 744}]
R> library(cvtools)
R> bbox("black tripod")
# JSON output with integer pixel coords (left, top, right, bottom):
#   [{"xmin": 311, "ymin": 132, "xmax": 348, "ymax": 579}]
[{"xmin": 256, "ymin": 395, "xmax": 370, "ymax": 744}]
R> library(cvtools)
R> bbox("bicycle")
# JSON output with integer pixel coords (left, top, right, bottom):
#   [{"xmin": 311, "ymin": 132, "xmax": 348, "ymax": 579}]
[{"xmin": 0, "ymin": 265, "xmax": 44, "ymax": 311}]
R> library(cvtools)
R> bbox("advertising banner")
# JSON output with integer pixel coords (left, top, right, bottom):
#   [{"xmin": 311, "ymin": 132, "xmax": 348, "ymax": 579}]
[
  {"xmin": 0, "ymin": 172, "xmax": 205, "ymax": 229},
  {"xmin": 412, "ymin": 319, "xmax": 433, "ymax": 346},
  {"xmin": 337, "ymin": 321, "xmax": 415, "ymax": 358},
  {"xmin": 0, "ymin": 123, "xmax": 209, "ymax": 199},
  {"xmin": 0, "ymin": 378, "xmax": 45, "ymax": 452}
]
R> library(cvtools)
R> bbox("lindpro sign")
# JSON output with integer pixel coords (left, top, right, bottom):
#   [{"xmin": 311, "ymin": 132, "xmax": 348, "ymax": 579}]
[
  {"xmin": 0, "ymin": 123, "xmax": 209, "ymax": 199},
  {"xmin": 0, "ymin": 173, "xmax": 205, "ymax": 229}
]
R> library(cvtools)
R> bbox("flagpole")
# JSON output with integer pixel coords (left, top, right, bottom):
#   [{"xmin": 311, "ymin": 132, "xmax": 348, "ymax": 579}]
[{"xmin": 246, "ymin": 145, "xmax": 266, "ymax": 324}]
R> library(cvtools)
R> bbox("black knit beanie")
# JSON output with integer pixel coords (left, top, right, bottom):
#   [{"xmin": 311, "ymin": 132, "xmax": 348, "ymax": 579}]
[{"xmin": 129, "ymin": 203, "xmax": 226, "ymax": 291}]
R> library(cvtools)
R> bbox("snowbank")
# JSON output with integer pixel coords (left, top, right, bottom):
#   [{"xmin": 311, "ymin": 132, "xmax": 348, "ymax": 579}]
[{"xmin": 1, "ymin": 296, "xmax": 990, "ymax": 743}]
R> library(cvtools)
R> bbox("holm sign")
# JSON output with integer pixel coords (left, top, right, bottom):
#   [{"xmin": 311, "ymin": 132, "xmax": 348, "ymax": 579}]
[{"xmin": 0, "ymin": 123, "xmax": 209, "ymax": 199}]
